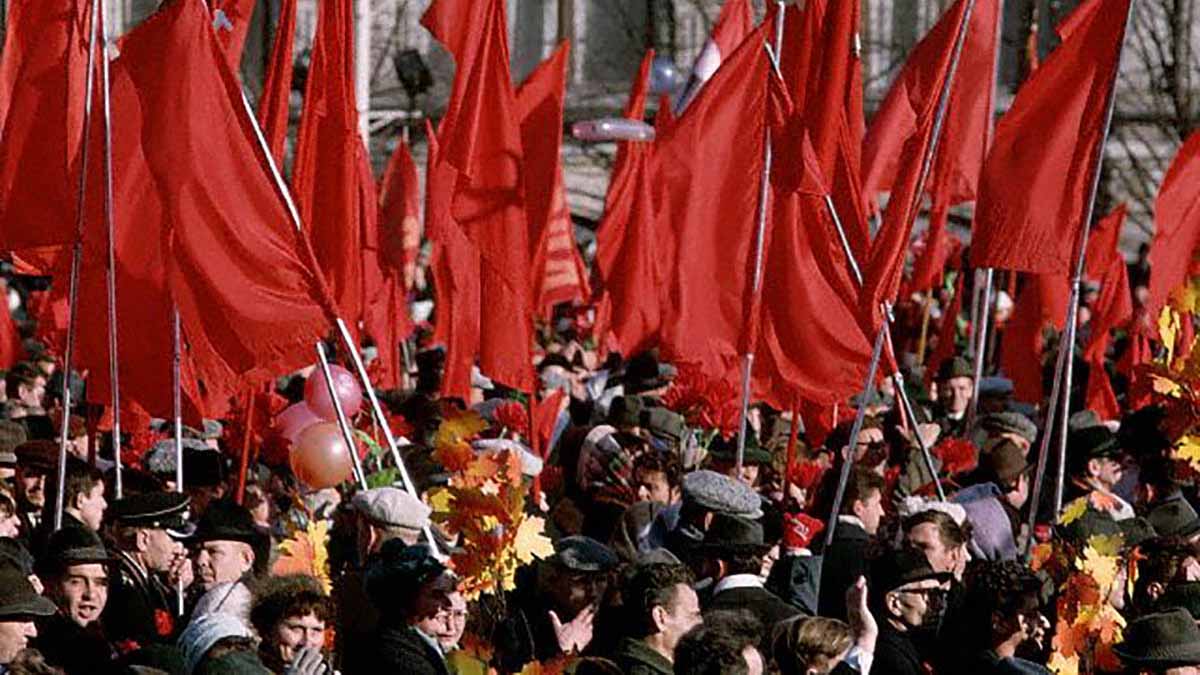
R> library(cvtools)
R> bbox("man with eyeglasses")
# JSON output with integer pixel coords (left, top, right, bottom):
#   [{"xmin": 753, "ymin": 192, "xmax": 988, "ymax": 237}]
[{"xmin": 867, "ymin": 547, "xmax": 952, "ymax": 675}]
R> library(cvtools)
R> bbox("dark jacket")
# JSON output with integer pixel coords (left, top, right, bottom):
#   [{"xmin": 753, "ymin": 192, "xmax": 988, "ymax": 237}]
[
  {"xmin": 612, "ymin": 637, "xmax": 673, "ymax": 675},
  {"xmin": 493, "ymin": 601, "xmax": 562, "ymax": 673},
  {"xmin": 34, "ymin": 613, "xmax": 117, "ymax": 675},
  {"xmin": 369, "ymin": 619, "xmax": 449, "ymax": 675},
  {"xmin": 816, "ymin": 519, "xmax": 871, "ymax": 620},
  {"xmin": 766, "ymin": 554, "xmax": 821, "ymax": 616},
  {"xmin": 872, "ymin": 625, "xmax": 925, "ymax": 675},
  {"xmin": 103, "ymin": 550, "xmax": 179, "ymax": 646},
  {"xmin": 706, "ymin": 583, "xmax": 801, "ymax": 634},
  {"xmin": 970, "ymin": 649, "xmax": 1053, "ymax": 674}
]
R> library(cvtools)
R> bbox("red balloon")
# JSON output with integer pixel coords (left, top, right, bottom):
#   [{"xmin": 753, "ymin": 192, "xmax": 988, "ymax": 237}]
[
  {"xmin": 275, "ymin": 402, "xmax": 322, "ymax": 444},
  {"xmin": 290, "ymin": 422, "xmax": 353, "ymax": 489},
  {"xmin": 304, "ymin": 365, "xmax": 364, "ymax": 421}
]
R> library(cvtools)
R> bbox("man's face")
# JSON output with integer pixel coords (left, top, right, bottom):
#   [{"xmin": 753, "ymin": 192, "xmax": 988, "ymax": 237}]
[
  {"xmin": 411, "ymin": 572, "xmax": 454, "ymax": 637},
  {"xmin": 1004, "ymin": 473, "xmax": 1030, "ymax": 510},
  {"xmin": 194, "ymin": 540, "xmax": 252, "ymax": 589},
  {"xmin": 906, "ymin": 523, "xmax": 958, "ymax": 577},
  {"xmin": 635, "ymin": 469, "xmax": 675, "ymax": 506},
  {"xmin": 18, "ymin": 378, "xmax": 45, "ymax": 409},
  {"xmin": 51, "ymin": 563, "xmax": 109, "ymax": 627},
  {"xmin": 16, "ymin": 468, "xmax": 45, "ymax": 509},
  {"xmin": 854, "ymin": 490, "xmax": 885, "ymax": 536},
  {"xmin": 75, "ymin": 481, "xmax": 106, "ymax": 531},
  {"xmin": 1090, "ymin": 457, "xmax": 1124, "ymax": 489},
  {"xmin": 940, "ymin": 377, "xmax": 973, "ymax": 415},
  {"xmin": 0, "ymin": 510, "xmax": 18, "ymax": 538},
  {"xmin": 657, "ymin": 584, "xmax": 703, "ymax": 653},
  {"xmin": 0, "ymin": 620, "xmax": 36, "ymax": 665},
  {"xmin": 545, "ymin": 565, "xmax": 607, "ymax": 617},
  {"xmin": 140, "ymin": 528, "xmax": 184, "ymax": 573},
  {"xmin": 435, "ymin": 591, "xmax": 468, "ymax": 651},
  {"xmin": 886, "ymin": 578, "xmax": 945, "ymax": 630},
  {"xmin": 271, "ymin": 612, "xmax": 326, "ymax": 666}
]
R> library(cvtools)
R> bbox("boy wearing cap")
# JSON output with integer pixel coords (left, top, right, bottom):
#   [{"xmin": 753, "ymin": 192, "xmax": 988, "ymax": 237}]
[
  {"xmin": 933, "ymin": 357, "xmax": 974, "ymax": 439},
  {"xmin": 33, "ymin": 527, "xmax": 118, "ymax": 675},
  {"xmin": 105, "ymin": 492, "xmax": 195, "ymax": 644},
  {"xmin": 0, "ymin": 569, "xmax": 55, "ymax": 669}
]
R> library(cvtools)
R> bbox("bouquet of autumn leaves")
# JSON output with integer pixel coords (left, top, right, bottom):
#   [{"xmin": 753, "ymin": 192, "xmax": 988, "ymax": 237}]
[{"xmin": 427, "ymin": 411, "xmax": 555, "ymax": 600}]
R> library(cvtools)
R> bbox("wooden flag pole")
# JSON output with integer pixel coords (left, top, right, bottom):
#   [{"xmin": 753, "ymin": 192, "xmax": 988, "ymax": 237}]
[
  {"xmin": 55, "ymin": 0, "xmax": 102, "ymax": 532},
  {"xmin": 734, "ymin": 1, "xmax": 787, "ymax": 475}
]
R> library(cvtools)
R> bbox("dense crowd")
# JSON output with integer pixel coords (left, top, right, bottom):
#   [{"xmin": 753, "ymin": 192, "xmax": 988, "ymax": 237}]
[{"xmin": 0, "ymin": 254, "xmax": 1197, "ymax": 675}]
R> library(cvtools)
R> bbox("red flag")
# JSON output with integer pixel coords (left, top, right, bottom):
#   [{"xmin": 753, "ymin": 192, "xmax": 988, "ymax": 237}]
[
  {"xmin": 1082, "ymin": 205, "xmax": 1132, "ymax": 419},
  {"xmin": 118, "ymin": 0, "xmax": 338, "ymax": 407},
  {"xmin": 212, "ymin": 0, "xmax": 258, "ymax": 72},
  {"xmin": 1002, "ymin": 273, "xmax": 1069, "ymax": 403},
  {"xmin": 654, "ymin": 19, "xmax": 777, "ymax": 379},
  {"xmin": 257, "ymin": 0, "xmax": 298, "ymax": 167},
  {"xmin": 970, "ymin": 0, "xmax": 1131, "ymax": 274},
  {"xmin": 516, "ymin": 43, "xmax": 591, "ymax": 317},
  {"xmin": 803, "ymin": 0, "xmax": 870, "ymax": 263},
  {"xmin": 860, "ymin": 0, "xmax": 977, "ymax": 325},
  {"xmin": 363, "ymin": 138, "xmax": 421, "ymax": 390},
  {"xmin": 1148, "ymin": 130, "xmax": 1200, "ymax": 319},
  {"xmin": 595, "ymin": 52, "xmax": 663, "ymax": 357},
  {"xmin": 422, "ymin": 0, "xmax": 534, "ymax": 392},
  {"xmin": 533, "ymin": 389, "xmax": 567, "ymax": 458},
  {"xmin": 907, "ymin": 205, "xmax": 962, "ymax": 294},
  {"xmin": 0, "ymin": 0, "xmax": 91, "ymax": 251},
  {"xmin": 926, "ymin": 273, "xmax": 965, "ymax": 388},
  {"xmin": 678, "ymin": 0, "xmax": 755, "ymax": 108},
  {"xmin": 292, "ymin": 0, "xmax": 373, "ymax": 328},
  {"xmin": 862, "ymin": 0, "xmax": 999, "ymax": 209}
]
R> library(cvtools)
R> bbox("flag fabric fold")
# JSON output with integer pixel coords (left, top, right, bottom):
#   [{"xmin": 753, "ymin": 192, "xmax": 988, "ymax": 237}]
[
  {"xmin": 1148, "ymin": 130, "xmax": 1200, "ymax": 319},
  {"xmin": 970, "ymin": 0, "xmax": 1131, "ymax": 274},
  {"xmin": 677, "ymin": 0, "xmax": 756, "ymax": 110},
  {"xmin": 257, "ymin": 0, "xmax": 298, "ymax": 167},
  {"xmin": 1082, "ymin": 205, "xmax": 1132, "ymax": 420}
]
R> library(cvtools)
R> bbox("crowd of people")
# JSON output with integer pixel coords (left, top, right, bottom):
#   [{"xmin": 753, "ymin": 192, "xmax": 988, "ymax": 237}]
[{"xmin": 0, "ymin": 252, "xmax": 1197, "ymax": 675}]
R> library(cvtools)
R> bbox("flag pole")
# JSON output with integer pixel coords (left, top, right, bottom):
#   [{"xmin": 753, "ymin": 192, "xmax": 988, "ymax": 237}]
[
  {"xmin": 171, "ymin": 307, "xmax": 186, "ymax": 615},
  {"xmin": 55, "ymin": 0, "xmax": 102, "ymax": 532},
  {"xmin": 734, "ymin": 2, "xmax": 787, "ymax": 475},
  {"xmin": 315, "ymin": 342, "xmax": 368, "ymax": 490},
  {"xmin": 966, "ymin": 267, "xmax": 993, "ymax": 426},
  {"xmin": 99, "ymin": 0, "xmax": 123, "ymax": 499}
]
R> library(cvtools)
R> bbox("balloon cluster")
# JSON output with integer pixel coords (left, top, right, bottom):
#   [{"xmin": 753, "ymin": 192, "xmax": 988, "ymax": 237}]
[{"xmin": 273, "ymin": 365, "xmax": 364, "ymax": 489}]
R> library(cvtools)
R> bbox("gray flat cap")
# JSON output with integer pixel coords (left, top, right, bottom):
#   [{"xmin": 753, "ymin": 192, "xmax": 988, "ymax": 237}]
[
  {"xmin": 979, "ymin": 411, "xmax": 1037, "ymax": 443},
  {"xmin": 351, "ymin": 486, "xmax": 431, "ymax": 530},
  {"xmin": 682, "ymin": 470, "xmax": 763, "ymax": 519},
  {"xmin": 553, "ymin": 535, "xmax": 618, "ymax": 573}
]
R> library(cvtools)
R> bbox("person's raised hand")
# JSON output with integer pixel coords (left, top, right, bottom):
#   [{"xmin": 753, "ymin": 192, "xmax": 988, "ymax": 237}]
[
  {"xmin": 284, "ymin": 647, "xmax": 329, "ymax": 675},
  {"xmin": 845, "ymin": 576, "xmax": 878, "ymax": 653},
  {"xmin": 549, "ymin": 603, "xmax": 597, "ymax": 654}
]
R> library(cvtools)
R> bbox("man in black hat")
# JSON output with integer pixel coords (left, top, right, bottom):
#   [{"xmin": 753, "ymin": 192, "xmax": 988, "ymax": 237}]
[
  {"xmin": 706, "ymin": 435, "xmax": 772, "ymax": 490},
  {"xmin": 494, "ymin": 535, "xmax": 618, "ymax": 672},
  {"xmin": 690, "ymin": 513, "xmax": 799, "ymax": 631},
  {"xmin": 12, "ymin": 440, "xmax": 53, "ymax": 541},
  {"xmin": 188, "ymin": 499, "xmax": 268, "ymax": 623},
  {"xmin": 953, "ymin": 439, "xmax": 1032, "ymax": 560},
  {"xmin": 1063, "ymin": 425, "xmax": 1134, "ymax": 521},
  {"xmin": 0, "ymin": 569, "xmax": 55, "ymax": 668},
  {"xmin": 868, "ymin": 546, "xmax": 952, "ymax": 675},
  {"xmin": 359, "ymin": 541, "xmax": 452, "ymax": 675},
  {"xmin": 104, "ymin": 491, "xmax": 195, "ymax": 645},
  {"xmin": 1139, "ymin": 455, "xmax": 1200, "ymax": 543},
  {"xmin": 32, "ymin": 526, "xmax": 118, "ymax": 674},
  {"xmin": 933, "ymin": 356, "xmax": 974, "ymax": 439},
  {"xmin": 1115, "ymin": 608, "xmax": 1200, "ymax": 674}
]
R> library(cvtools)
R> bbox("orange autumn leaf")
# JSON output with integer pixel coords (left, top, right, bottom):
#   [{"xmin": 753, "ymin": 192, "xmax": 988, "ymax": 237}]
[
  {"xmin": 1088, "ymin": 491, "xmax": 1119, "ymax": 513},
  {"xmin": 1052, "ymin": 619, "xmax": 1086, "ymax": 659},
  {"xmin": 1095, "ymin": 640, "xmax": 1124, "ymax": 672}
]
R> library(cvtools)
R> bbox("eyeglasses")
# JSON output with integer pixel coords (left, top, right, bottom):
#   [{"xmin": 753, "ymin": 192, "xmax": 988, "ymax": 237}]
[{"xmin": 897, "ymin": 586, "xmax": 947, "ymax": 598}]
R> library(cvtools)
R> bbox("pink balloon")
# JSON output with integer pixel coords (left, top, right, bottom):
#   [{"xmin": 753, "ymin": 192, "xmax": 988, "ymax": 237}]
[
  {"xmin": 304, "ymin": 364, "xmax": 364, "ymax": 421},
  {"xmin": 275, "ymin": 402, "xmax": 322, "ymax": 444},
  {"xmin": 290, "ymin": 422, "xmax": 353, "ymax": 489}
]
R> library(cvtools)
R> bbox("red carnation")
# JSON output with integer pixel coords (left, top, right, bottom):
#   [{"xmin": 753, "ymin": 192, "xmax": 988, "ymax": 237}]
[
  {"xmin": 783, "ymin": 513, "xmax": 825, "ymax": 551},
  {"xmin": 493, "ymin": 401, "xmax": 530, "ymax": 439},
  {"xmin": 788, "ymin": 461, "xmax": 826, "ymax": 492},
  {"xmin": 153, "ymin": 609, "xmax": 174, "ymax": 637},
  {"xmin": 931, "ymin": 437, "xmax": 979, "ymax": 476}
]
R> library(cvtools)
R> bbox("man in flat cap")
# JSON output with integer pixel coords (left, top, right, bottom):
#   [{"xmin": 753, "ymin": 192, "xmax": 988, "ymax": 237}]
[
  {"xmin": 652, "ymin": 469, "xmax": 762, "ymax": 558},
  {"xmin": 933, "ymin": 356, "xmax": 974, "ymax": 439},
  {"xmin": 33, "ymin": 527, "xmax": 118, "ymax": 674},
  {"xmin": 973, "ymin": 411, "xmax": 1037, "ymax": 455},
  {"xmin": 105, "ymin": 492, "xmax": 195, "ymax": 645},
  {"xmin": 0, "ymin": 568, "xmax": 55, "ymax": 669},
  {"xmin": 495, "ymin": 535, "xmax": 618, "ymax": 672}
]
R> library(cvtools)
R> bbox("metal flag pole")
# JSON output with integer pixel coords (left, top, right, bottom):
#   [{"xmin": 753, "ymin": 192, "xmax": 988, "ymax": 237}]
[
  {"xmin": 99, "ymin": 0, "xmax": 123, "ymax": 499},
  {"xmin": 171, "ymin": 308, "xmax": 186, "ymax": 615},
  {"xmin": 55, "ymin": 0, "xmax": 103, "ymax": 532},
  {"xmin": 966, "ymin": 267, "xmax": 994, "ymax": 426},
  {"xmin": 734, "ymin": 1, "xmax": 787, "ymax": 475},
  {"xmin": 824, "ymin": 198, "xmax": 945, "ymax": 502},
  {"xmin": 315, "ymin": 342, "xmax": 368, "ymax": 490}
]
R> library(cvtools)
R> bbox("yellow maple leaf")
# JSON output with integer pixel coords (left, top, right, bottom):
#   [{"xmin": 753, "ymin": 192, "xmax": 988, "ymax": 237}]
[
  {"xmin": 434, "ymin": 412, "xmax": 488, "ymax": 449},
  {"xmin": 1060, "ymin": 497, "xmax": 1089, "ymax": 526},
  {"xmin": 1048, "ymin": 651, "xmax": 1079, "ymax": 675},
  {"xmin": 1159, "ymin": 307, "xmax": 1180, "ymax": 364},
  {"xmin": 272, "ymin": 520, "xmax": 331, "ymax": 593},
  {"xmin": 1077, "ymin": 545, "xmax": 1120, "ymax": 595},
  {"xmin": 514, "ymin": 516, "xmax": 555, "ymax": 565},
  {"xmin": 1086, "ymin": 533, "xmax": 1124, "ymax": 558},
  {"xmin": 1151, "ymin": 373, "xmax": 1184, "ymax": 397},
  {"xmin": 1176, "ymin": 436, "xmax": 1200, "ymax": 472}
]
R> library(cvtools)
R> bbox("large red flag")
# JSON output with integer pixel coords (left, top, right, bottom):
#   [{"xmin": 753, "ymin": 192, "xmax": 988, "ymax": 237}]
[
  {"xmin": 257, "ymin": 0, "xmax": 298, "ymax": 167},
  {"xmin": 655, "ymin": 18, "xmax": 781, "ymax": 380},
  {"xmin": 0, "ymin": 0, "xmax": 91, "ymax": 252},
  {"xmin": 363, "ymin": 138, "xmax": 421, "ymax": 391},
  {"xmin": 212, "ymin": 0, "xmax": 258, "ymax": 72},
  {"xmin": 422, "ymin": 0, "xmax": 534, "ymax": 392},
  {"xmin": 862, "ymin": 0, "xmax": 1000, "ymax": 209},
  {"xmin": 118, "ymin": 0, "xmax": 339, "ymax": 408},
  {"xmin": 516, "ymin": 43, "xmax": 591, "ymax": 317},
  {"xmin": 1148, "ymin": 130, "xmax": 1200, "ymax": 319},
  {"xmin": 970, "ymin": 0, "xmax": 1131, "ymax": 274},
  {"xmin": 859, "ymin": 0, "xmax": 977, "ymax": 325},
  {"xmin": 1082, "ymin": 205, "xmax": 1132, "ymax": 420},
  {"xmin": 677, "ymin": 0, "xmax": 755, "ymax": 109},
  {"xmin": 1002, "ymin": 273, "xmax": 1069, "ymax": 403},
  {"xmin": 595, "ymin": 52, "xmax": 663, "ymax": 357},
  {"xmin": 291, "ymin": 0, "xmax": 373, "ymax": 328},
  {"xmin": 925, "ymin": 272, "xmax": 965, "ymax": 388}
]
